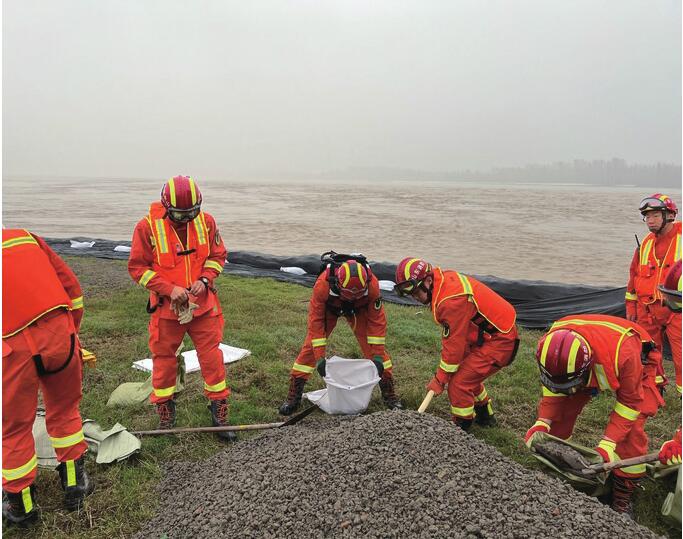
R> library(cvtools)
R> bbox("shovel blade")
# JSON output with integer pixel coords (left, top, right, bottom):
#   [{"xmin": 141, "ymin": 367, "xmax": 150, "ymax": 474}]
[
  {"xmin": 535, "ymin": 441, "xmax": 591, "ymax": 472},
  {"xmin": 281, "ymin": 404, "xmax": 317, "ymax": 427}
]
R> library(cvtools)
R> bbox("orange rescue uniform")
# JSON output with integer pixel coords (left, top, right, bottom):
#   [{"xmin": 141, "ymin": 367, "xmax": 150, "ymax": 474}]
[
  {"xmin": 128, "ymin": 202, "xmax": 228, "ymax": 403},
  {"xmin": 430, "ymin": 268, "xmax": 519, "ymax": 420},
  {"xmin": 535, "ymin": 315, "xmax": 663, "ymax": 478},
  {"xmin": 290, "ymin": 269, "xmax": 393, "ymax": 378},
  {"xmin": 626, "ymin": 221, "xmax": 681, "ymax": 393},
  {"xmin": 2, "ymin": 230, "xmax": 88, "ymax": 493}
]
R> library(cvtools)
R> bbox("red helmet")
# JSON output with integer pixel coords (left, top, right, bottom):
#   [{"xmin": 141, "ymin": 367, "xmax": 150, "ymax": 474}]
[
  {"xmin": 639, "ymin": 193, "xmax": 678, "ymax": 218},
  {"xmin": 659, "ymin": 260, "xmax": 682, "ymax": 312},
  {"xmin": 161, "ymin": 175, "xmax": 203, "ymax": 222},
  {"xmin": 394, "ymin": 257, "xmax": 432, "ymax": 297},
  {"xmin": 334, "ymin": 260, "xmax": 369, "ymax": 301},
  {"xmin": 536, "ymin": 329, "xmax": 592, "ymax": 394}
]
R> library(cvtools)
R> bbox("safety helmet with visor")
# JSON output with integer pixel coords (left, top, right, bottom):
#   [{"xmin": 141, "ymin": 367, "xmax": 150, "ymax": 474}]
[
  {"xmin": 334, "ymin": 260, "xmax": 370, "ymax": 301},
  {"xmin": 394, "ymin": 257, "xmax": 433, "ymax": 297},
  {"xmin": 161, "ymin": 175, "xmax": 203, "ymax": 223},
  {"xmin": 536, "ymin": 329, "xmax": 592, "ymax": 395}
]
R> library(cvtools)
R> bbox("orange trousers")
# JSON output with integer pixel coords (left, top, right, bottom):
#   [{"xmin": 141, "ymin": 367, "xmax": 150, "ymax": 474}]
[
  {"xmin": 291, "ymin": 311, "xmax": 392, "ymax": 380},
  {"xmin": 636, "ymin": 302, "xmax": 681, "ymax": 394},
  {"xmin": 447, "ymin": 329, "xmax": 519, "ymax": 420},
  {"xmin": 149, "ymin": 311, "xmax": 228, "ymax": 404},
  {"xmin": 2, "ymin": 310, "xmax": 88, "ymax": 493}
]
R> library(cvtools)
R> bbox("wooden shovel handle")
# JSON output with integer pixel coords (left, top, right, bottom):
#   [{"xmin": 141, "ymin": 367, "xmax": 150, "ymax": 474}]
[
  {"xmin": 418, "ymin": 390, "xmax": 435, "ymax": 414},
  {"xmin": 582, "ymin": 451, "xmax": 660, "ymax": 476}
]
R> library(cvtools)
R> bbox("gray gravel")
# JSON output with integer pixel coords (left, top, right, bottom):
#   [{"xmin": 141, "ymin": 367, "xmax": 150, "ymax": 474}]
[{"xmin": 134, "ymin": 411, "xmax": 661, "ymax": 539}]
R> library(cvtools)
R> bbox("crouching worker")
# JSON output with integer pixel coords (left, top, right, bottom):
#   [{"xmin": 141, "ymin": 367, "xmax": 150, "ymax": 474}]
[
  {"xmin": 279, "ymin": 253, "xmax": 403, "ymax": 415},
  {"xmin": 525, "ymin": 314, "xmax": 664, "ymax": 518},
  {"xmin": 394, "ymin": 257, "xmax": 519, "ymax": 431},
  {"xmin": 128, "ymin": 175, "xmax": 235, "ymax": 441},
  {"xmin": 2, "ymin": 229, "xmax": 93, "ymax": 525}
]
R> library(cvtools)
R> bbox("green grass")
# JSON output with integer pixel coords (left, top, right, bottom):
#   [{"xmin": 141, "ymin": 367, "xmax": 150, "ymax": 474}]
[{"xmin": 5, "ymin": 257, "xmax": 681, "ymax": 538}]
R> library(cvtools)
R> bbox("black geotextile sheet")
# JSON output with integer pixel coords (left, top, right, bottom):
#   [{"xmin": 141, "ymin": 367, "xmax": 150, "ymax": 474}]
[{"xmin": 47, "ymin": 237, "xmax": 626, "ymax": 330}]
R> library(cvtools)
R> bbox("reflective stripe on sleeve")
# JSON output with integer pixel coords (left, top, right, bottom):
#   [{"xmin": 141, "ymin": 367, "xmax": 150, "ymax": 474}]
[
  {"xmin": 439, "ymin": 360, "xmax": 459, "ymax": 373},
  {"xmin": 203, "ymin": 260, "xmax": 224, "ymax": 272},
  {"xmin": 70, "ymin": 296, "xmax": 84, "ymax": 310},
  {"xmin": 138, "ymin": 270, "xmax": 157, "ymax": 287}
]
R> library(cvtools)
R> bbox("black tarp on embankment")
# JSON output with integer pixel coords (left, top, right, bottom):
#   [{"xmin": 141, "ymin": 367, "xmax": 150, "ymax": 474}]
[{"xmin": 46, "ymin": 237, "xmax": 626, "ymax": 330}]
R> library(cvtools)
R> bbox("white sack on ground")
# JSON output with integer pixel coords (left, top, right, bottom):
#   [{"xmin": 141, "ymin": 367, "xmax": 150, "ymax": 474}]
[
  {"xmin": 132, "ymin": 343, "xmax": 250, "ymax": 373},
  {"xmin": 304, "ymin": 356, "xmax": 380, "ymax": 415},
  {"xmin": 114, "ymin": 245, "xmax": 131, "ymax": 252},
  {"xmin": 280, "ymin": 266, "xmax": 307, "ymax": 275},
  {"xmin": 70, "ymin": 240, "xmax": 95, "ymax": 249},
  {"xmin": 378, "ymin": 280, "xmax": 396, "ymax": 291}
]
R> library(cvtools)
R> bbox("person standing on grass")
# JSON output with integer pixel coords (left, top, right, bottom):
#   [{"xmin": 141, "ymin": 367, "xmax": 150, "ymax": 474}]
[
  {"xmin": 128, "ymin": 175, "xmax": 235, "ymax": 441},
  {"xmin": 625, "ymin": 193, "xmax": 681, "ymax": 395},
  {"xmin": 525, "ymin": 315, "xmax": 664, "ymax": 518},
  {"xmin": 2, "ymin": 229, "xmax": 94, "ymax": 526},
  {"xmin": 394, "ymin": 257, "xmax": 519, "ymax": 431}
]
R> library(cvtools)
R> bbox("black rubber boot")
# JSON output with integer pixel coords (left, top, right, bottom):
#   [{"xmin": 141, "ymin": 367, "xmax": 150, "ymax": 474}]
[
  {"xmin": 278, "ymin": 376, "xmax": 306, "ymax": 416},
  {"xmin": 57, "ymin": 456, "xmax": 95, "ymax": 511},
  {"xmin": 156, "ymin": 399, "xmax": 177, "ymax": 429},
  {"xmin": 208, "ymin": 399, "xmax": 237, "ymax": 442},
  {"xmin": 474, "ymin": 402, "xmax": 497, "ymax": 427},
  {"xmin": 453, "ymin": 416, "xmax": 473, "ymax": 432},
  {"xmin": 2, "ymin": 485, "xmax": 39, "ymax": 527},
  {"xmin": 611, "ymin": 475, "xmax": 641, "ymax": 519},
  {"xmin": 379, "ymin": 375, "xmax": 404, "ymax": 410}
]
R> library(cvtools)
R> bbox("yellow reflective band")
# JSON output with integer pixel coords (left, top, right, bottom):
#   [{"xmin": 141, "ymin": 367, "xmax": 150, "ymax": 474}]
[
  {"xmin": 155, "ymin": 219, "xmax": 169, "ymax": 254},
  {"xmin": 66, "ymin": 460, "xmax": 76, "ymax": 487},
  {"xmin": 542, "ymin": 386, "xmax": 566, "ymax": 397},
  {"xmin": 341, "ymin": 262, "xmax": 351, "ymax": 287},
  {"xmin": 598, "ymin": 438, "xmax": 616, "ymax": 451},
  {"xmin": 204, "ymin": 380, "xmax": 227, "ymax": 393},
  {"xmin": 70, "ymin": 296, "xmax": 84, "ymax": 310},
  {"xmin": 533, "ymin": 419, "xmax": 551, "ymax": 429},
  {"xmin": 204, "ymin": 260, "xmax": 224, "ymax": 272},
  {"xmin": 677, "ymin": 384, "xmax": 682, "ymax": 395},
  {"xmin": 620, "ymin": 463, "xmax": 647, "ymax": 475},
  {"xmin": 193, "ymin": 214, "xmax": 207, "ymax": 245},
  {"xmin": 138, "ymin": 270, "xmax": 157, "ymax": 287},
  {"xmin": 153, "ymin": 385, "xmax": 176, "ymax": 398},
  {"xmin": 168, "ymin": 178, "xmax": 177, "ymax": 207},
  {"xmin": 383, "ymin": 359, "xmax": 393, "ymax": 369},
  {"xmin": 439, "ymin": 360, "xmax": 459, "ymax": 373},
  {"xmin": 357, "ymin": 262, "xmax": 366, "ymax": 286},
  {"xmin": 675, "ymin": 233, "xmax": 681, "ymax": 261},
  {"xmin": 614, "ymin": 401, "xmax": 639, "ymax": 421},
  {"xmin": 50, "ymin": 429, "xmax": 85, "ymax": 449},
  {"xmin": 2, "ymin": 455, "xmax": 37, "ymax": 481},
  {"xmin": 457, "ymin": 273, "xmax": 473, "ymax": 295},
  {"xmin": 2, "ymin": 234, "xmax": 38, "ymax": 249},
  {"xmin": 311, "ymin": 338, "xmax": 327, "ymax": 347},
  {"xmin": 551, "ymin": 318, "xmax": 631, "ymax": 337},
  {"xmin": 21, "ymin": 486, "xmax": 33, "ymax": 513},
  {"xmin": 655, "ymin": 375, "xmax": 664, "ymax": 384},
  {"xmin": 566, "ymin": 338, "xmax": 582, "ymax": 374},
  {"xmin": 625, "ymin": 291, "xmax": 637, "ymax": 300},
  {"xmin": 475, "ymin": 388, "xmax": 489, "ymax": 402},
  {"xmin": 539, "ymin": 332, "xmax": 554, "ymax": 367},
  {"xmin": 292, "ymin": 363, "xmax": 315, "ymax": 374},
  {"xmin": 188, "ymin": 178, "xmax": 197, "ymax": 205},
  {"xmin": 367, "ymin": 336, "xmax": 385, "ymax": 345},
  {"xmin": 451, "ymin": 405, "xmax": 474, "ymax": 417}
]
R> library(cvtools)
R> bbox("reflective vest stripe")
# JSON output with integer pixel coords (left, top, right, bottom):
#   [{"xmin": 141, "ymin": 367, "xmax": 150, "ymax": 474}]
[
  {"xmin": 2, "ymin": 454, "xmax": 37, "ymax": 481},
  {"xmin": 153, "ymin": 385, "xmax": 176, "ymax": 398},
  {"xmin": 193, "ymin": 215, "xmax": 207, "ymax": 245},
  {"xmin": 139, "ymin": 270, "xmax": 157, "ymax": 287},
  {"xmin": 204, "ymin": 260, "xmax": 224, "ymax": 272},
  {"xmin": 367, "ymin": 336, "xmax": 385, "ymax": 345},
  {"xmin": 439, "ymin": 360, "xmax": 459, "ymax": 373},
  {"xmin": 70, "ymin": 296, "xmax": 84, "ymax": 310},
  {"xmin": 457, "ymin": 273, "xmax": 473, "ymax": 295},
  {"xmin": 639, "ymin": 239, "xmax": 654, "ymax": 266},
  {"xmin": 50, "ymin": 429, "xmax": 85, "ymax": 449},
  {"xmin": 204, "ymin": 380, "xmax": 227, "ymax": 393},
  {"xmin": 154, "ymin": 219, "xmax": 169, "ymax": 254},
  {"xmin": 292, "ymin": 363, "xmax": 315, "ymax": 374},
  {"xmin": 311, "ymin": 338, "xmax": 327, "ymax": 347},
  {"xmin": 451, "ymin": 404, "xmax": 474, "ymax": 417},
  {"xmin": 614, "ymin": 401, "xmax": 640, "ymax": 421},
  {"xmin": 2, "ymin": 235, "xmax": 38, "ymax": 249},
  {"xmin": 593, "ymin": 364, "xmax": 611, "ymax": 390}
]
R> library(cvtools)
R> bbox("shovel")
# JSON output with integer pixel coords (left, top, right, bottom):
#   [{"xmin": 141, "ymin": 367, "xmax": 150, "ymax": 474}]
[
  {"xmin": 132, "ymin": 404, "xmax": 317, "ymax": 436},
  {"xmin": 535, "ymin": 440, "xmax": 660, "ymax": 476}
]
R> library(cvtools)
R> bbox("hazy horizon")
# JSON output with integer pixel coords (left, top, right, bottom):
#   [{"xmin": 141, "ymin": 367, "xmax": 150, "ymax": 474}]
[{"xmin": 3, "ymin": 1, "xmax": 681, "ymax": 184}]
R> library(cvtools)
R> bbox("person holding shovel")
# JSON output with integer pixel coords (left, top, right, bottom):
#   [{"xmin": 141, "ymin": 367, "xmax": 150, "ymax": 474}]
[
  {"xmin": 525, "ymin": 315, "xmax": 664, "ymax": 518},
  {"xmin": 128, "ymin": 175, "xmax": 234, "ymax": 441},
  {"xmin": 394, "ymin": 257, "xmax": 519, "ymax": 431}
]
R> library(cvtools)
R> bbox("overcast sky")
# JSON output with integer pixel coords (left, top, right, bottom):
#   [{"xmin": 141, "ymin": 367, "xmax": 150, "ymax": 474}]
[{"xmin": 2, "ymin": 0, "xmax": 681, "ymax": 179}]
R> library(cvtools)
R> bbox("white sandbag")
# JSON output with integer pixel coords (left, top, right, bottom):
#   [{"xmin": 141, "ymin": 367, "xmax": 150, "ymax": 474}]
[
  {"xmin": 303, "ymin": 356, "xmax": 380, "ymax": 415},
  {"xmin": 280, "ymin": 266, "xmax": 307, "ymax": 275},
  {"xmin": 379, "ymin": 280, "xmax": 396, "ymax": 291},
  {"xmin": 132, "ymin": 343, "xmax": 250, "ymax": 373},
  {"xmin": 114, "ymin": 245, "xmax": 132, "ymax": 252},
  {"xmin": 70, "ymin": 240, "xmax": 95, "ymax": 249}
]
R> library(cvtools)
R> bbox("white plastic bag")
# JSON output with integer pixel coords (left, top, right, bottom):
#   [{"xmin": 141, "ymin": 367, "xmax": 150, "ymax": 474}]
[
  {"xmin": 304, "ymin": 356, "xmax": 380, "ymax": 415},
  {"xmin": 280, "ymin": 266, "xmax": 307, "ymax": 275},
  {"xmin": 70, "ymin": 240, "xmax": 95, "ymax": 249}
]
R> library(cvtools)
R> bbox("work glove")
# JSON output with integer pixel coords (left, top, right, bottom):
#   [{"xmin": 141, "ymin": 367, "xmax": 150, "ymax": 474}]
[
  {"xmin": 172, "ymin": 297, "xmax": 199, "ymax": 324},
  {"xmin": 659, "ymin": 438, "xmax": 682, "ymax": 466},
  {"xmin": 371, "ymin": 356, "xmax": 385, "ymax": 377},
  {"xmin": 595, "ymin": 438, "xmax": 618, "ymax": 464},
  {"xmin": 625, "ymin": 300, "xmax": 637, "ymax": 322},
  {"xmin": 316, "ymin": 359, "xmax": 327, "ymax": 378},
  {"xmin": 426, "ymin": 376, "xmax": 445, "ymax": 396},
  {"xmin": 524, "ymin": 420, "xmax": 551, "ymax": 448}
]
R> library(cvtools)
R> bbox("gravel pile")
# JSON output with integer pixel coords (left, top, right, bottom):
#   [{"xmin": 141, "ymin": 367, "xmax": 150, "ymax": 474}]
[{"xmin": 135, "ymin": 411, "xmax": 661, "ymax": 538}]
